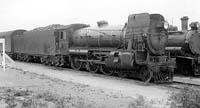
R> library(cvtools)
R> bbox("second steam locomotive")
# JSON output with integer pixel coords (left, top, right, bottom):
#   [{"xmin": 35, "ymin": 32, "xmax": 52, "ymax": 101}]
[{"xmin": 166, "ymin": 16, "xmax": 200, "ymax": 76}]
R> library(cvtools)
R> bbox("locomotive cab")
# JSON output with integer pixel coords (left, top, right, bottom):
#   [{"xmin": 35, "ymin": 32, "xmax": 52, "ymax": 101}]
[
  {"xmin": 54, "ymin": 24, "xmax": 89, "ymax": 54},
  {"xmin": 54, "ymin": 29, "xmax": 69, "ymax": 54}
]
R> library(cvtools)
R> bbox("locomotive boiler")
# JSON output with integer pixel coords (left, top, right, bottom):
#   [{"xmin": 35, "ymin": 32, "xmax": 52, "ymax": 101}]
[
  {"xmin": 71, "ymin": 24, "xmax": 124, "ymax": 48},
  {"xmin": 166, "ymin": 16, "xmax": 200, "ymax": 75}
]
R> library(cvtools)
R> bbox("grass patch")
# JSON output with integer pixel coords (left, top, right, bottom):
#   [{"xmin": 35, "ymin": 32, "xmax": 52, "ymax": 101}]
[
  {"xmin": 129, "ymin": 95, "xmax": 156, "ymax": 108},
  {"xmin": 0, "ymin": 88, "xmax": 74, "ymax": 108},
  {"xmin": 169, "ymin": 87, "xmax": 200, "ymax": 108}
]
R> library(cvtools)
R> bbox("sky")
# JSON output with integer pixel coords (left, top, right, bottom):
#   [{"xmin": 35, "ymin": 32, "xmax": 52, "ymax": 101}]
[{"xmin": 0, "ymin": 0, "xmax": 200, "ymax": 31}]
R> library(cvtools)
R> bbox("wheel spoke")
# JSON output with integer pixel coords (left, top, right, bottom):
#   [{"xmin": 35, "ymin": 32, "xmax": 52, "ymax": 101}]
[
  {"xmin": 87, "ymin": 62, "xmax": 99, "ymax": 73},
  {"xmin": 70, "ymin": 56, "xmax": 82, "ymax": 70}
]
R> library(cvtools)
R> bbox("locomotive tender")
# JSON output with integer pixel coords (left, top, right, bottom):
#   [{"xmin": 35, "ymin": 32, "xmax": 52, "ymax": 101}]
[
  {"xmin": 0, "ymin": 30, "xmax": 26, "ymax": 57},
  {"xmin": 0, "ymin": 13, "xmax": 173, "ymax": 83},
  {"xmin": 166, "ymin": 17, "xmax": 200, "ymax": 76}
]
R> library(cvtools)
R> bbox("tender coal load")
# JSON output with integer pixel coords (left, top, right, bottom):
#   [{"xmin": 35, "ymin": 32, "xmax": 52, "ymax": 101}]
[{"xmin": 32, "ymin": 24, "xmax": 65, "ymax": 31}]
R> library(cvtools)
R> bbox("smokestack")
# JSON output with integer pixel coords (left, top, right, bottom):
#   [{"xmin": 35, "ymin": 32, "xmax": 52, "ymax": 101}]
[
  {"xmin": 97, "ymin": 20, "xmax": 108, "ymax": 27},
  {"xmin": 181, "ymin": 16, "xmax": 189, "ymax": 31}
]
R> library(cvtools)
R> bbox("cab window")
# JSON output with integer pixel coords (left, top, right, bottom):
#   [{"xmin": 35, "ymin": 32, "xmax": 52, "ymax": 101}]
[
  {"xmin": 60, "ymin": 32, "xmax": 63, "ymax": 39},
  {"xmin": 60, "ymin": 31, "xmax": 67, "ymax": 39}
]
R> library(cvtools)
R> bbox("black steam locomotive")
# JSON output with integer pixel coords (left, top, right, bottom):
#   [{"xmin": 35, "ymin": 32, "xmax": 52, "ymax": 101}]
[
  {"xmin": 0, "ymin": 13, "xmax": 174, "ymax": 83},
  {"xmin": 166, "ymin": 16, "xmax": 200, "ymax": 76}
]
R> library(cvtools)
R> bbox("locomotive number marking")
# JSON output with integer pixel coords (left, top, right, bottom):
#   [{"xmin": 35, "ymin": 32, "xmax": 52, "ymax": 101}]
[{"xmin": 69, "ymin": 49, "xmax": 88, "ymax": 53}]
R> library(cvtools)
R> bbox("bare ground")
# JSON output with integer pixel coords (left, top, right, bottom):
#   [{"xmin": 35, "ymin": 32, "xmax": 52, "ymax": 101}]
[{"xmin": 0, "ymin": 62, "xmax": 172, "ymax": 108}]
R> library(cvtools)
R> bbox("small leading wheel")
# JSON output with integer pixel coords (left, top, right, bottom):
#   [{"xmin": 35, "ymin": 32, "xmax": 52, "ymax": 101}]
[
  {"xmin": 70, "ymin": 56, "xmax": 82, "ymax": 70},
  {"xmin": 100, "ymin": 65, "xmax": 113, "ymax": 76},
  {"xmin": 87, "ymin": 62, "xmax": 99, "ymax": 73},
  {"xmin": 117, "ymin": 70, "xmax": 128, "ymax": 78},
  {"xmin": 140, "ymin": 66, "xmax": 151, "ymax": 82}
]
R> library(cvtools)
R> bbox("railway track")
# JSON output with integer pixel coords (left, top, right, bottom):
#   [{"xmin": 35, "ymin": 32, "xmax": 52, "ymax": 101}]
[{"xmin": 159, "ymin": 81, "xmax": 200, "ymax": 89}]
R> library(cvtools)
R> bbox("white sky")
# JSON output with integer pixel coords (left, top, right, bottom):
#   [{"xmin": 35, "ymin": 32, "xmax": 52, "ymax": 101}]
[{"xmin": 0, "ymin": 0, "xmax": 200, "ymax": 31}]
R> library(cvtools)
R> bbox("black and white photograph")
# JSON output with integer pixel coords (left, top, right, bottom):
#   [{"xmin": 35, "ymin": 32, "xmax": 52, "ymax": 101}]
[{"xmin": 0, "ymin": 0, "xmax": 200, "ymax": 107}]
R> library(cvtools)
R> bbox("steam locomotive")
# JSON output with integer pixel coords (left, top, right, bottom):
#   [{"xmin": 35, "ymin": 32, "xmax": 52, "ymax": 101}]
[
  {"xmin": 0, "ymin": 13, "xmax": 174, "ymax": 83},
  {"xmin": 166, "ymin": 16, "xmax": 200, "ymax": 76}
]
